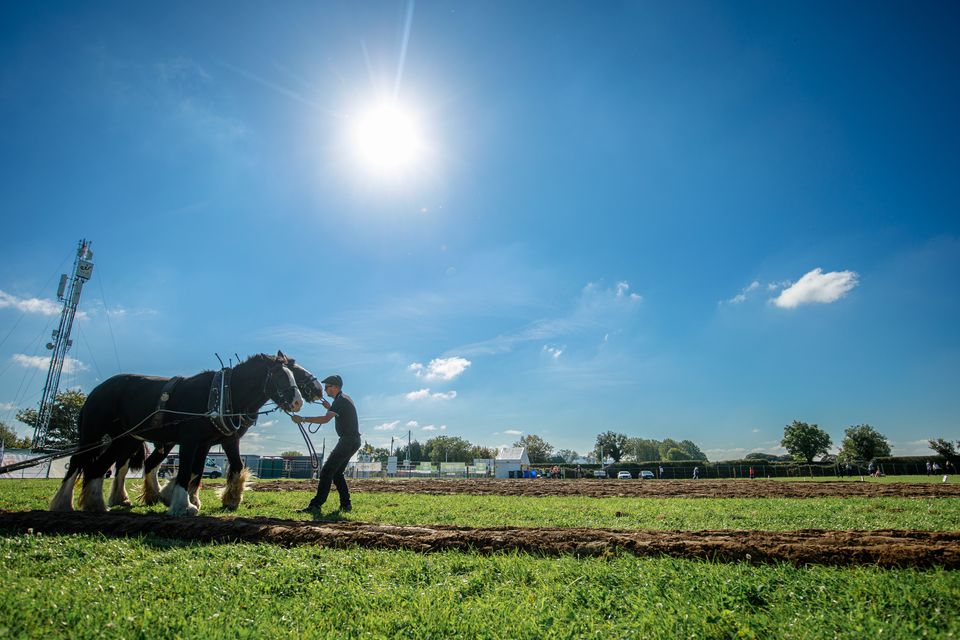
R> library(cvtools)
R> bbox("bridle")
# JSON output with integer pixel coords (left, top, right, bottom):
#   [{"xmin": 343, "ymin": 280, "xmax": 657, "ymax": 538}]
[{"xmin": 263, "ymin": 362, "xmax": 300, "ymax": 410}]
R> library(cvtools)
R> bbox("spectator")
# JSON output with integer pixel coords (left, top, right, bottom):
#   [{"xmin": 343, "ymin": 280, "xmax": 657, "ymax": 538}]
[
  {"xmin": 749, "ymin": 466, "xmax": 755, "ymax": 480},
  {"xmin": 692, "ymin": 466, "xmax": 700, "ymax": 480},
  {"xmin": 659, "ymin": 465, "xmax": 664, "ymax": 479},
  {"xmin": 926, "ymin": 460, "xmax": 932, "ymax": 476}
]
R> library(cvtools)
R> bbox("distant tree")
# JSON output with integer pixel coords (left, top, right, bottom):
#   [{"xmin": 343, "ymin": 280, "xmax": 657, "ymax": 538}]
[
  {"xmin": 663, "ymin": 447, "xmax": 687, "ymax": 461},
  {"xmin": 625, "ymin": 437, "xmax": 660, "ymax": 462},
  {"xmin": 781, "ymin": 421, "xmax": 832, "ymax": 464},
  {"xmin": 657, "ymin": 438, "xmax": 682, "ymax": 460},
  {"xmin": 514, "ymin": 435, "xmax": 554, "ymax": 463},
  {"xmin": 595, "ymin": 431, "xmax": 629, "ymax": 463},
  {"xmin": 745, "ymin": 452, "xmax": 783, "ymax": 461},
  {"xmin": 556, "ymin": 449, "xmax": 579, "ymax": 464},
  {"xmin": 422, "ymin": 436, "xmax": 473, "ymax": 463},
  {"xmin": 838, "ymin": 424, "xmax": 891, "ymax": 462},
  {"xmin": 1, "ymin": 421, "xmax": 33, "ymax": 449},
  {"xmin": 469, "ymin": 445, "xmax": 495, "ymax": 460},
  {"xmin": 16, "ymin": 389, "xmax": 86, "ymax": 450},
  {"xmin": 678, "ymin": 439, "xmax": 708, "ymax": 461},
  {"xmin": 280, "ymin": 450, "xmax": 304, "ymax": 457},
  {"xmin": 396, "ymin": 440, "xmax": 423, "ymax": 462},
  {"xmin": 371, "ymin": 447, "xmax": 391, "ymax": 463},
  {"xmin": 928, "ymin": 438, "xmax": 960, "ymax": 468}
]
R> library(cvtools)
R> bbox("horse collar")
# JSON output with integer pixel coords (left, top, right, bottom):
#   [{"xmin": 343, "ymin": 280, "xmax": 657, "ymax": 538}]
[{"xmin": 208, "ymin": 368, "xmax": 242, "ymax": 436}]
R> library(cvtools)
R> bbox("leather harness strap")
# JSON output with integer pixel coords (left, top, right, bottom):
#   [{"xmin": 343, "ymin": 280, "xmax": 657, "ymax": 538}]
[{"xmin": 150, "ymin": 376, "xmax": 183, "ymax": 431}]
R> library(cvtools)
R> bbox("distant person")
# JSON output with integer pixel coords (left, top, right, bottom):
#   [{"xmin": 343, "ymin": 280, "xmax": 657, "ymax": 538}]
[
  {"xmin": 749, "ymin": 466, "xmax": 755, "ymax": 480},
  {"xmin": 692, "ymin": 466, "xmax": 700, "ymax": 480},
  {"xmin": 291, "ymin": 375, "xmax": 361, "ymax": 514},
  {"xmin": 658, "ymin": 465, "xmax": 664, "ymax": 479},
  {"xmin": 576, "ymin": 464, "xmax": 583, "ymax": 478},
  {"xmin": 926, "ymin": 461, "xmax": 932, "ymax": 476}
]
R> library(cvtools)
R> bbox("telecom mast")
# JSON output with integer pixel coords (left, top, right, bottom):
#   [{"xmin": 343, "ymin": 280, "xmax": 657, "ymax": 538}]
[{"xmin": 33, "ymin": 239, "xmax": 94, "ymax": 451}]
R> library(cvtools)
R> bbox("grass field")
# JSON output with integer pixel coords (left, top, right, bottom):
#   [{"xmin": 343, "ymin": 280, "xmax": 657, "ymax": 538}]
[{"xmin": 2, "ymin": 478, "xmax": 959, "ymax": 639}]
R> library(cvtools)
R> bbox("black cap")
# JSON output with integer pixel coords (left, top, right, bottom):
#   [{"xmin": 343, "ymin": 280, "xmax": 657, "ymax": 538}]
[{"xmin": 322, "ymin": 375, "xmax": 343, "ymax": 387}]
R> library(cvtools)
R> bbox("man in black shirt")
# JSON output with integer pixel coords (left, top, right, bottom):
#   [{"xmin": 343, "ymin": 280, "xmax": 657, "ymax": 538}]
[{"xmin": 291, "ymin": 374, "xmax": 361, "ymax": 514}]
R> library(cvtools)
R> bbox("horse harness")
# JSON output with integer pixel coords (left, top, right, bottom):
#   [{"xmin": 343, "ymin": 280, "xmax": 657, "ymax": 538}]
[
  {"xmin": 140, "ymin": 369, "xmax": 261, "ymax": 439},
  {"xmin": 206, "ymin": 368, "xmax": 258, "ymax": 437}
]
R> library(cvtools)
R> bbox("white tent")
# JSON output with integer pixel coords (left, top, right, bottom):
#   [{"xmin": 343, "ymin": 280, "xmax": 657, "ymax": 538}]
[{"xmin": 494, "ymin": 446, "xmax": 530, "ymax": 478}]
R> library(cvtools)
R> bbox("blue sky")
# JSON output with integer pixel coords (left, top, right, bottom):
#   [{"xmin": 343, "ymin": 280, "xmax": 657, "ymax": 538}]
[{"xmin": 1, "ymin": 1, "xmax": 958, "ymax": 459}]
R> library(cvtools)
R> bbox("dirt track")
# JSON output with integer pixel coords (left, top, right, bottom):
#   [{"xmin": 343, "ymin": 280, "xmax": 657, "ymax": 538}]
[
  {"xmin": 251, "ymin": 478, "xmax": 960, "ymax": 499},
  {"xmin": 2, "ymin": 510, "xmax": 958, "ymax": 568}
]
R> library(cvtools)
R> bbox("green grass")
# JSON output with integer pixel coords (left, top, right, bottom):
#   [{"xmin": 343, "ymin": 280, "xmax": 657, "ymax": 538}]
[
  {"xmin": 1, "ymin": 533, "xmax": 958, "ymax": 640},
  {"xmin": 3, "ymin": 480, "xmax": 959, "ymax": 531}
]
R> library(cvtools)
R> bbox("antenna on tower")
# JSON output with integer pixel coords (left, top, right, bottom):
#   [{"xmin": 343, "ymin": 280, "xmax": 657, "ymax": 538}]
[{"xmin": 33, "ymin": 239, "xmax": 94, "ymax": 451}]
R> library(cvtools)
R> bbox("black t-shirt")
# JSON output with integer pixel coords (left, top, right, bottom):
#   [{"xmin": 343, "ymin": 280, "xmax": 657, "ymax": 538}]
[{"xmin": 328, "ymin": 392, "xmax": 360, "ymax": 438}]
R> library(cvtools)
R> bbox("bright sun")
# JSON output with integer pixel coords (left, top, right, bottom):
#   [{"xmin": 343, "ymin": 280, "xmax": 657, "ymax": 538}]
[{"xmin": 352, "ymin": 102, "xmax": 425, "ymax": 176}]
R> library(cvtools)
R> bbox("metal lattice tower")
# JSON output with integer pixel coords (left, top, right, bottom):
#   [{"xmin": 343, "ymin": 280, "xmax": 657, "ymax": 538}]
[{"xmin": 33, "ymin": 240, "xmax": 94, "ymax": 451}]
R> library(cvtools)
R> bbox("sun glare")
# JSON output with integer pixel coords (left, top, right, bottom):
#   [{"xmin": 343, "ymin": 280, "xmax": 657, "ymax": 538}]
[{"xmin": 352, "ymin": 102, "xmax": 425, "ymax": 176}]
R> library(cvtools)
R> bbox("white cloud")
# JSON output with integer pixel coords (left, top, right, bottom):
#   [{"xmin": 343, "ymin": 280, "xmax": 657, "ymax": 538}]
[
  {"xmin": 503, "ymin": 429, "xmax": 523, "ymax": 436},
  {"xmin": 723, "ymin": 281, "xmax": 760, "ymax": 305},
  {"xmin": 615, "ymin": 281, "xmax": 643, "ymax": 301},
  {"xmin": 421, "ymin": 425, "xmax": 438, "ymax": 431},
  {"xmin": 542, "ymin": 345, "xmax": 563, "ymax": 359},
  {"xmin": 751, "ymin": 428, "xmax": 761, "ymax": 433},
  {"xmin": 408, "ymin": 356, "xmax": 471, "ymax": 381},
  {"xmin": 406, "ymin": 420, "xmax": 419, "ymax": 428},
  {"xmin": 12, "ymin": 354, "xmax": 88, "ymax": 374},
  {"xmin": 374, "ymin": 420, "xmax": 399, "ymax": 431},
  {"xmin": 772, "ymin": 268, "xmax": 859, "ymax": 308},
  {"xmin": 405, "ymin": 389, "xmax": 457, "ymax": 401},
  {"xmin": 0, "ymin": 402, "xmax": 16, "ymax": 411},
  {"xmin": 0, "ymin": 290, "xmax": 61, "ymax": 316}
]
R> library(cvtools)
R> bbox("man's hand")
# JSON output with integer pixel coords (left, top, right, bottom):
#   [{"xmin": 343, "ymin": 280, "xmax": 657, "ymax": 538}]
[
  {"xmin": 321, "ymin": 399, "xmax": 331, "ymax": 409},
  {"xmin": 291, "ymin": 414, "xmax": 303, "ymax": 424}
]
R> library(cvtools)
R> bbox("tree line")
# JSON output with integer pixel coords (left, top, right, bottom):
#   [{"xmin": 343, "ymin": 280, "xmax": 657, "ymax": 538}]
[{"xmin": 5, "ymin": 390, "xmax": 957, "ymax": 468}]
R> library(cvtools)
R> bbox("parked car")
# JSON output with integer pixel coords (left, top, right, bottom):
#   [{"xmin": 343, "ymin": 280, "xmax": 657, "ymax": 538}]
[
  {"xmin": 592, "ymin": 469, "xmax": 608, "ymax": 479},
  {"xmin": 639, "ymin": 470, "xmax": 655, "ymax": 479},
  {"xmin": 158, "ymin": 457, "xmax": 223, "ymax": 479},
  {"xmin": 617, "ymin": 470, "xmax": 632, "ymax": 479}
]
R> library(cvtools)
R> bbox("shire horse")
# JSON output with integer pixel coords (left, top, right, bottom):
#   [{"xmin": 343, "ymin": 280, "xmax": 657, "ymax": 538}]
[
  {"xmin": 130, "ymin": 360, "xmax": 324, "ymax": 511},
  {"xmin": 50, "ymin": 351, "xmax": 304, "ymax": 516}
]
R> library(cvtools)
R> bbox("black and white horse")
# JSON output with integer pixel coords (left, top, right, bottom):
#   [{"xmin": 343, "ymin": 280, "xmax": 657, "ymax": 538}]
[
  {"xmin": 132, "ymin": 359, "xmax": 324, "ymax": 511},
  {"xmin": 50, "ymin": 352, "xmax": 304, "ymax": 516}
]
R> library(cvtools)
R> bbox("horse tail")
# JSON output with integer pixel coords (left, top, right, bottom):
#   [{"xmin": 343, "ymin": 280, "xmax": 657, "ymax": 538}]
[{"xmin": 128, "ymin": 441, "xmax": 148, "ymax": 471}]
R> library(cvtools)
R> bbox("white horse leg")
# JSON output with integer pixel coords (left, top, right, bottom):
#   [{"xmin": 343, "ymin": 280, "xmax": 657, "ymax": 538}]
[
  {"xmin": 167, "ymin": 483, "xmax": 199, "ymax": 517},
  {"xmin": 158, "ymin": 478, "xmax": 178, "ymax": 506},
  {"xmin": 79, "ymin": 477, "xmax": 109, "ymax": 513},
  {"xmin": 219, "ymin": 468, "xmax": 251, "ymax": 510},
  {"xmin": 49, "ymin": 467, "xmax": 80, "ymax": 512},
  {"xmin": 108, "ymin": 462, "xmax": 131, "ymax": 507},
  {"xmin": 142, "ymin": 468, "xmax": 162, "ymax": 505},
  {"xmin": 187, "ymin": 474, "xmax": 202, "ymax": 510}
]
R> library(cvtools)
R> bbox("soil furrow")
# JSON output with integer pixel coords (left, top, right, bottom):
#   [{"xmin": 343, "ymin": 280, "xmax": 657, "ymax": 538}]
[{"xmin": 2, "ymin": 510, "xmax": 958, "ymax": 568}]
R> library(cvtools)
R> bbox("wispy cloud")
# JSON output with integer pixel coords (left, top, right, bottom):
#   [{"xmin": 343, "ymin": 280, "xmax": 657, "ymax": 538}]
[
  {"xmin": 772, "ymin": 268, "xmax": 859, "ymax": 308},
  {"xmin": 374, "ymin": 420, "xmax": 399, "ymax": 431},
  {"xmin": 408, "ymin": 356, "xmax": 471, "ymax": 381},
  {"xmin": 0, "ymin": 290, "xmax": 61, "ymax": 316},
  {"xmin": 420, "ymin": 424, "xmax": 447, "ymax": 432},
  {"xmin": 12, "ymin": 354, "xmax": 88, "ymax": 374},
  {"xmin": 721, "ymin": 281, "xmax": 760, "ymax": 305},
  {"xmin": 257, "ymin": 325, "xmax": 357, "ymax": 349},
  {"xmin": 542, "ymin": 345, "xmax": 563, "ymax": 359},
  {"xmin": 503, "ymin": 429, "xmax": 523, "ymax": 436},
  {"xmin": 405, "ymin": 389, "xmax": 457, "ymax": 401},
  {"xmin": 0, "ymin": 402, "xmax": 17, "ymax": 411},
  {"xmin": 453, "ymin": 280, "xmax": 642, "ymax": 357}
]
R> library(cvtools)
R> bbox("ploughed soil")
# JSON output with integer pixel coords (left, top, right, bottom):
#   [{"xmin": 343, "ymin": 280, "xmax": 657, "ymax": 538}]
[
  {"xmin": 1, "ymin": 510, "xmax": 958, "ymax": 568},
  {"xmin": 251, "ymin": 478, "xmax": 960, "ymax": 499}
]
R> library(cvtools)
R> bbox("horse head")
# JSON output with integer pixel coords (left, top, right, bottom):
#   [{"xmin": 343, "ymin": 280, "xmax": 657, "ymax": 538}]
[
  {"xmin": 261, "ymin": 350, "xmax": 304, "ymax": 413},
  {"xmin": 285, "ymin": 357, "xmax": 324, "ymax": 403}
]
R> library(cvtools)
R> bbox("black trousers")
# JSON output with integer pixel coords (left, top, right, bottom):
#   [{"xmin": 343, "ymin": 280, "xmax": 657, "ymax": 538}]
[{"xmin": 312, "ymin": 435, "xmax": 361, "ymax": 508}]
